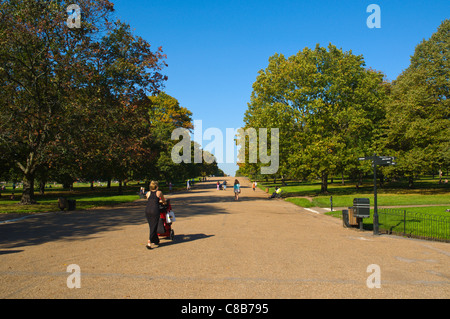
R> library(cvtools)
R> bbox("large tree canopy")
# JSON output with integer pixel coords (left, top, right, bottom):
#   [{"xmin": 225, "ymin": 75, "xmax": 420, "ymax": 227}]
[
  {"xmin": 0, "ymin": 0, "xmax": 181, "ymax": 202},
  {"xmin": 0, "ymin": 0, "xmax": 119, "ymax": 203},
  {"xmin": 241, "ymin": 44, "xmax": 388, "ymax": 192},
  {"xmin": 381, "ymin": 19, "xmax": 450, "ymax": 187}
]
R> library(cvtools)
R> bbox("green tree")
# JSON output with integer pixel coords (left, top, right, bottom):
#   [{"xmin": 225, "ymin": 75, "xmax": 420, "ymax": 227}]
[
  {"xmin": 242, "ymin": 44, "xmax": 388, "ymax": 192},
  {"xmin": 381, "ymin": 19, "xmax": 450, "ymax": 187}
]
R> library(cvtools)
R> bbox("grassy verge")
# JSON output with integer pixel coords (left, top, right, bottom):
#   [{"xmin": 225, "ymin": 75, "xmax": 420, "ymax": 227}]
[
  {"xmin": 265, "ymin": 177, "xmax": 449, "ymax": 241},
  {"xmin": 0, "ymin": 180, "xmax": 188, "ymax": 216},
  {"xmin": 0, "ymin": 189, "xmax": 140, "ymax": 215},
  {"xmin": 326, "ymin": 206, "xmax": 450, "ymax": 219},
  {"xmin": 286, "ymin": 194, "xmax": 450, "ymax": 208},
  {"xmin": 258, "ymin": 177, "xmax": 449, "ymax": 208},
  {"xmin": 313, "ymin": 193, "xmax": 450, "ymax": 208},
  {"xmin": 325, "ymin": 206, "xmax": 450, "ymax": 241},
  {"xmin": 285, "ymin": 197, "xmax": 315, "ymax": 208}
]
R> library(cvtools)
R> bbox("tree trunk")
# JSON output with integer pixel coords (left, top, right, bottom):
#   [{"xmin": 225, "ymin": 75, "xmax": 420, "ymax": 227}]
[
  {"xmin": 378, "ymin": 171, "xmax": 384, "ymax": 188},
  {"xmin": 39, "ymin": 181, "xmax": 45, "ymax": 195},
  {"xmin": 408, "ymin": 176, "xmax": 414, "ymax": 188},
  {"xmin": 321, "ymin": 172, "xmax": 328, "ymax": 194},
  {"xmin": 17, "ymin": 152, "xmax": 37, "ymax": 205},
  {"xmin": 118, "ymin": 180, "xmax": 123, "ymax": 195},
  {"xmin": 21, "ymin": 173, "xmax": 36, "ymax": 205}
]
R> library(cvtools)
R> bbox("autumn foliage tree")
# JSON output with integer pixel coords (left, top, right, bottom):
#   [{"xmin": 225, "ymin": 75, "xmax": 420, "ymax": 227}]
[
  {"xmin": 73, "ymin": 20, "xmax": 169, "ymax": 193},
  {"xmin": 0, "ymin": 0, "xmax": 172, "ymax": 203},
  {"xmin": 0, "ymin": 0, "xmax": 119, "ymax": 203}
]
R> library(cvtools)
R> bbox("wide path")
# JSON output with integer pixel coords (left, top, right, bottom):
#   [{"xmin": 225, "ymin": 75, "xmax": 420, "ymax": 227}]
[{"xmin": 0, "ymin": 177, "xmax": 449, "ymax": 298}]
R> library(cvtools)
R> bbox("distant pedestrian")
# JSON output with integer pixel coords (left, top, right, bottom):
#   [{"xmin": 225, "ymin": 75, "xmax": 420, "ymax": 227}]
[
  {"xmin": 217, "ymin": 181, "xmax": 220, "ymax": 190},
  {"xmin": 252, "ymin": 182, "xmax": 256, "ymax": 191},
  {"xmin": 139, "ymin": 187, "xmax": 146, "ymax": 199},
  {"xmin": 187, "ymin": 180, "xmax": 190, "ymax": 191},
  {"xmin": 233, "ymin": 179, "xmax": 241, "ymax": 201},
  {"xmin": 223, "ymin": 180, "xmax": 227, "ymax": 190}
]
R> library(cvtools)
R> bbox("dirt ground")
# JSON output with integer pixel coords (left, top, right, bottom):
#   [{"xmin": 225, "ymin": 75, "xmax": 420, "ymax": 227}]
[{"xmin": 0, "ymin": 176, "xmax": 449, "ymax": 299}]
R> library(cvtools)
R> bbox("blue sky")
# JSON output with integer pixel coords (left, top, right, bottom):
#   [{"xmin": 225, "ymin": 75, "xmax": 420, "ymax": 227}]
[{"xmin": 111, "ymin": 0, "xmax": 449, "ymax": 176}]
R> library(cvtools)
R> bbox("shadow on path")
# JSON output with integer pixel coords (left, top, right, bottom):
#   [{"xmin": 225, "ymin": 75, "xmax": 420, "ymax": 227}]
[
  {"xmin": 0, "ymin": 181, "xmax": 230, "ymax": 249},
  {"xmin": 157, "ymin": 233, "xmax": 215, "ymax": 248}
]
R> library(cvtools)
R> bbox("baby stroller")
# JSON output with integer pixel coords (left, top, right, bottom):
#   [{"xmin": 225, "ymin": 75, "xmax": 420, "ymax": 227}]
[{"xmin": 157, "ymin": 199, "xmax": 175, "ymax": 240}]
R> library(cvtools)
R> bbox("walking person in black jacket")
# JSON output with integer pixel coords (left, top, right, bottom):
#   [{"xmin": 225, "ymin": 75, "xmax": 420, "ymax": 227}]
[{"xmin": 145, "ymin": 181, "xmax": 167, "ymax": 249}]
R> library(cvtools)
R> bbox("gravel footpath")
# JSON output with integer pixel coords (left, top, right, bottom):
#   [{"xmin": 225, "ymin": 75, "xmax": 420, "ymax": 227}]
[{"xmin": 0, "ymin": 177, "xmax": 449, "ymax": 299}]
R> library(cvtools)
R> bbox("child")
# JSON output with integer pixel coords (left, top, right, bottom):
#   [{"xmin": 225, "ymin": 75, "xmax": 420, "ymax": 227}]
[{"xmin": 233, "ymin": 179, "xmax": 240, "ymax": 200}]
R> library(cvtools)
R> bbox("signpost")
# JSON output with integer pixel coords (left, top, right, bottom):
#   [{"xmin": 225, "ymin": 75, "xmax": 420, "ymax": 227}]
[{"xmin": 358, "ymin": 154, "xmax": 396, "ymax": 235}]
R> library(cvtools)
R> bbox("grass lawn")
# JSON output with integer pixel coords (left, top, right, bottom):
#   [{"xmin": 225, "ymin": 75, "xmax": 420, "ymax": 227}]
[
  {"xmin": 326, "ymin": 206, "xmax": 450, "ymax": 219},
  {"xmin": 325, "ymin": 206, "xmax": 450, "ymax": 241},
  {"xmin": 260, "ymin": 177, "xmax": 450, "ymax": 208},
  {"xmin": 312, "ymin": 193, "xmax": 450, "ymax": 208},
  {"xmin": 286, "ymin": 194, "xmax": 450, "ymax": 208},
  {"xmin": 285, "ymin": 197, "xmax": 315, "ymax": 208},
  {"xmin": 0, "ymin": 187, "xmax": 140, "ymax": 215},
  {"xmin": 263, "ymin": 177, "xmax": 449, "ymax": 241},
  {"xmin": 0, "ymin": 180, "xmax": 187, "ymax": 216},
  {"xmin": 285, "ymin": 194, "xmax": 450, "ymax": 208}
]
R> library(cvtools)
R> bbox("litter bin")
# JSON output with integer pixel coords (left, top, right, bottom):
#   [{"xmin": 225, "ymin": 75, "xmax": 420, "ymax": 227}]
[
  {"xmin": 353, "ymin": 198, "xmax": 370, "ymax": 218},
  {"xmin": 58, "ymin": 197, "xmax": 68, "ymax": 211},
  {"xmin": 58, "ymin": 197, "xmax": 76, "ymax": 211},
  {"xmin": 68, "ymin": 199, "xmax": 76, "ymax": 211},
  {"xmin": 348, "ymin": 207, "xmax": 359, "ymax": 226},
  {"xmin": 343, "ymin": 199, "xmax": 370, "ymax": 230},
  {"xmin": 342, "ymin": 209, "xmax": 350, "ymax": 228},
  {"xmin": 343, "ymin": 207, "xmax": 360, "ymax": 228}
]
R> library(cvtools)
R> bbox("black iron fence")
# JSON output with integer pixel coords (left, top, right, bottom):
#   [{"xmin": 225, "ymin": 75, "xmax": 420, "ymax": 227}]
[{"xmin": 378, "ymin": 208, "xmax": 450, "ymax": 242}]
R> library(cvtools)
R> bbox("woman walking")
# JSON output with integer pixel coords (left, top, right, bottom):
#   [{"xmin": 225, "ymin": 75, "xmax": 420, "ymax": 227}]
[
  {"xmin": 145, "ymin": 181, "xmax": 166, "ymax": 249},
  {"xmin": 233, "ymin": 179, "xmax": 241, "ymax": 201}
]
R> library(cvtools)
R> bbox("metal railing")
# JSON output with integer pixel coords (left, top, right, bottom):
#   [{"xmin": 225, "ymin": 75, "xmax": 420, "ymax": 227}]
[{"xmin": 378, "ymin": 208, "xmax": 450, "ymax": 242}]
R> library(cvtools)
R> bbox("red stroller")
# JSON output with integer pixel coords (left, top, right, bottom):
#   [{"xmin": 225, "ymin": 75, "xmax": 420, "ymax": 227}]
[{"xmin": 157, "ymin": 199, "xmax": 175, "ymax": 240}]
